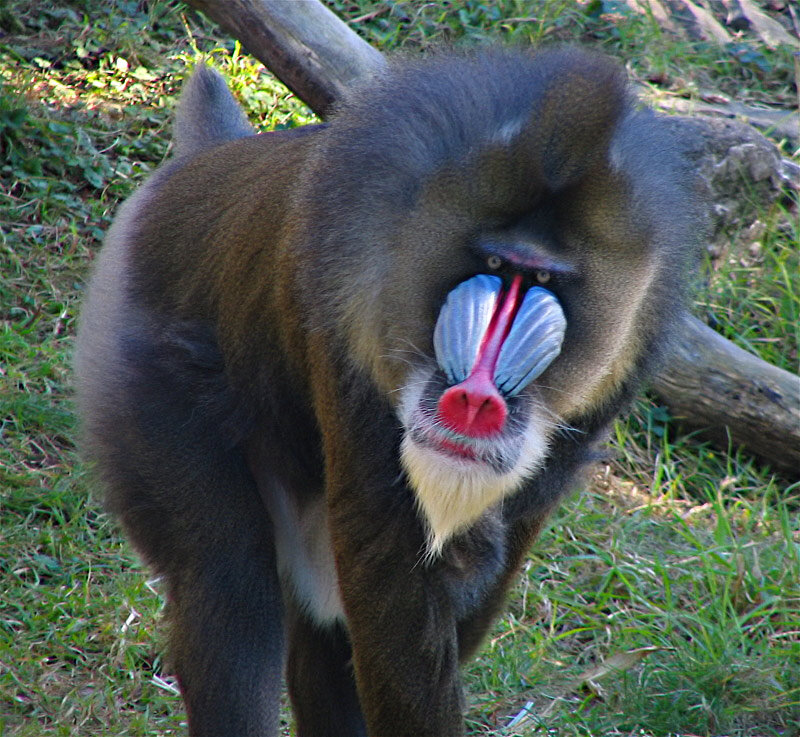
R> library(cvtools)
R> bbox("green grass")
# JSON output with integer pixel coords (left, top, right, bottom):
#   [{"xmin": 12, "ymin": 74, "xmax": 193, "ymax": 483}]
[
  {"xmin": 466, "ymin": 467, "xmax": 799, "ymax": 735},
  {"xmin": 1, "ymin": 1, "xmax": 798, "ymax": 735}
]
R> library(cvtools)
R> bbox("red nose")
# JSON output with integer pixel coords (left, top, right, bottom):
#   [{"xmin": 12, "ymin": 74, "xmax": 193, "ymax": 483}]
[{"xmin": 437, "ymin": 372, "xmax": 507, "ymax": 437}]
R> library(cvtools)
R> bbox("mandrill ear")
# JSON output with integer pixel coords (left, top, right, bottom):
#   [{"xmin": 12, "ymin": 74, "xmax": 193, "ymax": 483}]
[{"xmin": 172, "ymin": 64, "xmax": 255, "ymax": 160}]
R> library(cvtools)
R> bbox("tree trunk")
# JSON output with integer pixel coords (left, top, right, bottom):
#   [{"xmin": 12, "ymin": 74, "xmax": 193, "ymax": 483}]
[
  {"xmin": 184, "ymin": 0, "xmax": 800, "ymax": 476},
  {"xmin": 651, "ymin": 314, "xmax": 799, "ymax": 475},
  {"xmin": 184, "ymin": 0, "xmax": 386, "ymax": 117}
]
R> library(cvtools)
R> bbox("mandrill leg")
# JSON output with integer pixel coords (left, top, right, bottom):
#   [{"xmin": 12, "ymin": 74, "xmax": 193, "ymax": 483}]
[
  {"xmin": 164, "ymin": 510, "xmax": 285, "ymax": 737},
  {"xmin": 286, "ymin": 602, "xmax": 367, "ymax": 737}
]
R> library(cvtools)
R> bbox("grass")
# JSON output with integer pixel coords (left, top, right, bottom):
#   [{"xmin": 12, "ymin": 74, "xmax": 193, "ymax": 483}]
[{"xmin": 1, "ymin": 1, "xmax": 798, "ymax": 735}]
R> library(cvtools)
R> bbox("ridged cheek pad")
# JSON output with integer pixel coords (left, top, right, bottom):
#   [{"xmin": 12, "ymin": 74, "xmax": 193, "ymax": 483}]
[{"xmin": 433, "ymin": 274, "xmax": 567, "ymax": 437}]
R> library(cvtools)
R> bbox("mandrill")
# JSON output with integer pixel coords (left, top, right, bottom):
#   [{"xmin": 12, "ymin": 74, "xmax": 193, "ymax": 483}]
[{"xmin": 75, "ymin": 47, "xmax": 703, "ymax": 737}]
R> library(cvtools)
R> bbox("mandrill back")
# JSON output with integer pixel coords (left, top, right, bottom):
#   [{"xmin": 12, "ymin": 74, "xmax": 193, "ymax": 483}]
[{"xmin": 75, "ymin": 48, "xmax": 703, "ymax": 737}]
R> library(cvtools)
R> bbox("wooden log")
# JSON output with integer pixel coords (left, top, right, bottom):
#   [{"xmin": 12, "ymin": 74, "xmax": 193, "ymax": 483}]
[
  {"xmin": 183, "ymin": 0, "xmax": 386, "ymax": 117},
  {"xmin": 184, "ymin": 0, "xmax": 800, "ymax": 475},
  {"xmin": 651, "ymin": 314, "xmax": 799, "ymax": 475}
]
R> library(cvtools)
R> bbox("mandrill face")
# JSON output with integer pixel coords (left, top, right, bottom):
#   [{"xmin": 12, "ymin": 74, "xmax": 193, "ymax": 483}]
[
  {"xmin": 289, "ymin": 47, "xmax": 692, "ymax": 561},
  {"xmin": 399, "ymin": 272, "xmax": 568, "ymax": 553}
]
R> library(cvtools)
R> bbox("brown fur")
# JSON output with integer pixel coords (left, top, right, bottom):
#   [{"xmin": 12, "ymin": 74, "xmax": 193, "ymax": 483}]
[{"xmin": 75, "ymin": 49, "xmax": 704, "ymax": 736}]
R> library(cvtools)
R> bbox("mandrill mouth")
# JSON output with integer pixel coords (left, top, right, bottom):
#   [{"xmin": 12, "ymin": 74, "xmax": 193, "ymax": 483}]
[
  {"xmin": 409, "ymin": 417, "xmax": 479, "ymax": 462},
  {"xmin": 433, "ymin": 435, "xmax": 478, "ymax": 460},
  {"xmin": 425, "ymin": 425, "xmax": 480, "ymax": 461}
]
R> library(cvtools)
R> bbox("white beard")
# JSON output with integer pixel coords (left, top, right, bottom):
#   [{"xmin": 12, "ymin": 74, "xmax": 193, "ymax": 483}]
[{"xmin": 397, "ymin": 369, "xmax": 552, "ymax": 556}]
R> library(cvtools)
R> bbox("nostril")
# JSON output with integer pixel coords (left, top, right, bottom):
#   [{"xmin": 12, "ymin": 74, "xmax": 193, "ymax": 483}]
[{"xmin": 436, "ymin": 375, "xmax": 507, "ymax": 438}]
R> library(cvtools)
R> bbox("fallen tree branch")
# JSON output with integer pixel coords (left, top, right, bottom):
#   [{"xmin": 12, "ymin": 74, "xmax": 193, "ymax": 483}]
[
  {"xmin": 651, "ymin": 314, "xmax": 799, "ymax": 475},
  {"xmin": 184, "ymin": 0, "xmax": 800, "ymax": 476},
  {"xmin": 184, "ymin": 0, "xmax": 386, "ymax": 116}
]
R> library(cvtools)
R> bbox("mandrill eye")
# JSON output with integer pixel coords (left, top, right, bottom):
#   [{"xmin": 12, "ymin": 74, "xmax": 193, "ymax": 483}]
[
  {"xmin": 486, "ymin": 255, "xmax": 503, "ymax": 270},
  {"xmin": 535, "ymin": 269, "xmax": 551, "ymax": 284}
]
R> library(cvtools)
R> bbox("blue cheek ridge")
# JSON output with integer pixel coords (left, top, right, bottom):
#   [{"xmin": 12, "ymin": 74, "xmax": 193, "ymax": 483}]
[
  {"xmin": 433, "ymin": 274, "xmax": 502, "ymax": 384},
  {"xmin": 493, "ymin": 287, "xmax": 566, "ymax": 396},
  {"xmin": 434, "ymin": 276, "xmax": 567, "ymax": 396}
]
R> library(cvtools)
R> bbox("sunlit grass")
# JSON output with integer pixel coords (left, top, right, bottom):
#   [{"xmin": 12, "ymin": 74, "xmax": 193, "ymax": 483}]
[{"xmin": 1, "ymin": 1, "xmax": 797, "ymax": 735}]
